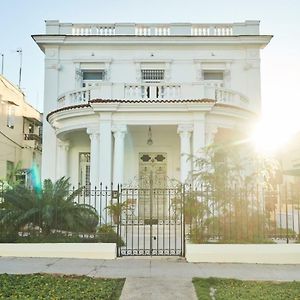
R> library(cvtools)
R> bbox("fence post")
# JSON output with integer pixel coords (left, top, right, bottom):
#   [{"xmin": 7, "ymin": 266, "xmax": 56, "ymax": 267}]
[
  {"xmin": 285, "ymin": 184, "xmax": 289, "ymax": 244},
  {"xmin": 182, "ymin": 184, "xmax": 186, "ymax": 257},
  {"xmin": 117, "ymin": 184, "xmax": 121, "ymax": 257}
]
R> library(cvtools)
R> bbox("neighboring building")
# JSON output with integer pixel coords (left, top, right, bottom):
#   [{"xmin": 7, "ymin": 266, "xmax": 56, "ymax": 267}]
[
  {"xmin": 0, "ymin": 75, "xmax": 42, "ymax": 185},
  {"xmin": 33, "ymin": 20, "xmax": 271, "ymax": 189}
]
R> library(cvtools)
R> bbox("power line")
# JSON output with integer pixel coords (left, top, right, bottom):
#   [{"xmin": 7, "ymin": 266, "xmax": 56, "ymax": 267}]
[{"xmin": 0, "ymin": 130, "xmax": 23, "ymax": 148}]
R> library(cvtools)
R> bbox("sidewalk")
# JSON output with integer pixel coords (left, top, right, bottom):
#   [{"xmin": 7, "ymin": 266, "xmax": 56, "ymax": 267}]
[{"xmin": 0, "ymin": 256, "xmax": 300, "ymax": 299}]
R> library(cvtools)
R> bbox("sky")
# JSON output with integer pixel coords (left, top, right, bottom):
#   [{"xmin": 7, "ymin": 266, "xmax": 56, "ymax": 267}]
[{"xmin": 1, "ymin": 0, "xmax": 300, "ymax": 141}]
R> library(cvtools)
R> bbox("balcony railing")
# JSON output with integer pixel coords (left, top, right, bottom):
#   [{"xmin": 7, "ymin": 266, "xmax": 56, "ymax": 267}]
[
  {"xmin": 24, "ymin": 133, "xmax": 42, "ymax": 144},
  {"xmin": 57, "ymin": 83, "xmax": 250, "ymax": 111},
  {"xmin": 46, "ymin": 21, "xmax": 260, "ymax": 36},
  {"xmin": 215, "ymin": 88, "xmax": 249, "ymax": 107},
  {"xmin": 124, "ymin": 83, "xmax": 181, "ymax": 99}
]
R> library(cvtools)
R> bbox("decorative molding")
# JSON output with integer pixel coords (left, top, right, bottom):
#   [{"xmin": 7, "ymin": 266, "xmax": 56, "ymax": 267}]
[
  {"xmin": 177, "ymin": 124, "xmax": 194, "ymax": 134},
  {"xmin": 112, "ymin": 124, "xmax": 128, "ymax": 133},
  {"xmin": 86, "ymin": 127, "xmax": 99, "ymax": 135}
]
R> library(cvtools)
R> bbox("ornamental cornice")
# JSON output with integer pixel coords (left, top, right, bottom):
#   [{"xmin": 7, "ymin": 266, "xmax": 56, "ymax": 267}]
[{"xmin": 33, "ymin": 35, "xmax": 273, "ymax": 50}]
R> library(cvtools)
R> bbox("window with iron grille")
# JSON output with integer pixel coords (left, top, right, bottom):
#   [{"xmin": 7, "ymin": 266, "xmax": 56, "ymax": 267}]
[{"xmin": 141, "ymin": 69, "xmax": 165, "ymax": 81}]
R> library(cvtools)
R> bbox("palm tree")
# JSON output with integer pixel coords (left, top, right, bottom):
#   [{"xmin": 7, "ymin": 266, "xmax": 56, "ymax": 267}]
[{"xmin": 0, "ymin": 177, "xmax": 99, "ymax": 235}]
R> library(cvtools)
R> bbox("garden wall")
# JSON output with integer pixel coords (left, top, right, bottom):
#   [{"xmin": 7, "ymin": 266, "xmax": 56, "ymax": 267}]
[
  {"xmin": 0, "ymin": 243, "xmax": 116, "ymax": 260},
  {"xmin": 186, "ymin": 244, "xmax": 300, "ymax": 264}
]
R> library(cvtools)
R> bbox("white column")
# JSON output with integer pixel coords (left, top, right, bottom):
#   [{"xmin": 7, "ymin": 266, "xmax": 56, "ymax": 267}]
[
  {"xmin": 87, "ymin": 128, "xmax": 99, "ymax": 188},
  {"xmin": 112, "ymin": 125, "xmax": 127, "ymax": 187},
  {"xmin": 56, "ymin": 140, "xmax": 69, "ymax": 180},
  {"xmin": 193, "ymin": 114, "xmax": 206, "ymax": 160},
  {"xmin": 98, "ymin": 114, "xmax": 112, "ymax": 188},
  {"xmin": 177, "ymin": 125, "xmax": 193, "ymax": 183}
]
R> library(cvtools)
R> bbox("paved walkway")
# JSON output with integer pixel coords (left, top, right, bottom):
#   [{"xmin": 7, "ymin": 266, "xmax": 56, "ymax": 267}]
[{"xmin": 0, "ymin": 256, "xmax": 300, "ymax": 299}]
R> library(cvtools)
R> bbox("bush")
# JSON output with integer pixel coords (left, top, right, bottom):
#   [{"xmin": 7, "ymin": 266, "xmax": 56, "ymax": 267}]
[
  {"xmin": 0, "ymin": 274, "xmax": 125, "ymax": 300},
  {"xmin": 96, "ymin": 225, "xmax": 125, "ymax": 246},
  {"xmin": 0, "ymin": 229, "xmax": 124, "ymax": 245}
]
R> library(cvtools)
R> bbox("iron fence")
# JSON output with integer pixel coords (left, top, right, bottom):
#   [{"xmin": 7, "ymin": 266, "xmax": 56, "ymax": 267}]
[
  {"xmin": 0, "ymin": 181, "xmax": 299, "ymax": 256},
  {"xmin": 185, "ymin": 183, "xmax": 300, "ymax": 244}
]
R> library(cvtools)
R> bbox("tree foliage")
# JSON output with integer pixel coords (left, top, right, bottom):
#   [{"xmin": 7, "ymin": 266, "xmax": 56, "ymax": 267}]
[
  {"xmin": 0, "ymin": 177, "xmax": 98, "ymax": 236},
  {"xmin": 188, "ymin": 134, "xmax": 280, "ymax": 243}
]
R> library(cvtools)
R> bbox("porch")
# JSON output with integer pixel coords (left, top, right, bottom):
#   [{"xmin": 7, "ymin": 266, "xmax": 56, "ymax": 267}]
[{"xmin": 59, "ymin": 124, "xmax": 197, "ymax": 189}]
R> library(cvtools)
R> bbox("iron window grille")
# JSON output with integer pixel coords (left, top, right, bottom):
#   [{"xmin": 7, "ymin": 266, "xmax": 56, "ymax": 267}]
[{"xmin": 141, "ymin": 69, "xmax": 165, "ymax": 82}]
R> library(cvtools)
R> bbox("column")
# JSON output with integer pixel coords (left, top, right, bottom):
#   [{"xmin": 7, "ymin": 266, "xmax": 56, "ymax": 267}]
[
  {"xmin": 192, "ymin": 114, "xmax": 206, "ymax": 182},
  {"xmin": 193, "ymin": 114, "xmax": 206, "ymax": 160},
  {"xmin": 98, "ymin": 113, "xmax": 112, "ymax": 188},
  {"xmin": 112, "ymin": 125, "xmax": 127, "ymax": 187},
  {"xmin": 56, "ymin": 140, "xmax": 69, "ymax": 180},
  {"xmin": 177, "ymin": 125, "xmax": 193, "ymax": 183},
  {"xmin": 87, "ymin": 128, "xmax": 99, "ymax": 188}
]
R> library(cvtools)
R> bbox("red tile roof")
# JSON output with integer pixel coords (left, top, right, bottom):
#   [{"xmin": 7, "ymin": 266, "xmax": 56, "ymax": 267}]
[
  {"xmin": 47, "ymin": 98, "xmax": 256, "ymax": 121},
  {"xmin": 89, "ymin": 98, "xmax": 216, "ymax": 104}
]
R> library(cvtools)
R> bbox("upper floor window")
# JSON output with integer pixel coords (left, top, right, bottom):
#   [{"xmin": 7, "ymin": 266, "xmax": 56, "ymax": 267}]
[
  {"xmin": 81, "ymin": 70, "xmax": 106, "ymax": 87},
  {"xmin": 203, "ymin": 71, "xmax": 224, "ymax": 87},
  {"xmin": 7, "ymin": 105, "xmax": 15, "ymax": 129},
  {"xmin": 141, "ymin": 69, "xmax": 165, "ymax": 82},
  {"xmin": 203, "ymin": 71, "xmax": 224, "ymax": 81}
]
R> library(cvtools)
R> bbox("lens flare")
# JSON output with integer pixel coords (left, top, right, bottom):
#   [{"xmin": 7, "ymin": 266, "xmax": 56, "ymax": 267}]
[{"xmin": 30, "ymin": 163, "xmax": 42, "ymax": 195}]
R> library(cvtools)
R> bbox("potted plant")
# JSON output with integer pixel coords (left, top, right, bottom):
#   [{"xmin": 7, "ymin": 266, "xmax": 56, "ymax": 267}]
[{"xmin": 105, "ymin": 201, "xmax": 127, "ymax": 224}]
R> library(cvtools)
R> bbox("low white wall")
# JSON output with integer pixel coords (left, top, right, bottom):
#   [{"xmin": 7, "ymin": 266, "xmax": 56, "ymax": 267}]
[
  {"xmin": 186, "ymin": 244, "xmax": 300, "ymax": 264},
  {"xmin": 0, "ymin": 243, "xmax": 116, "ymax": 260}
]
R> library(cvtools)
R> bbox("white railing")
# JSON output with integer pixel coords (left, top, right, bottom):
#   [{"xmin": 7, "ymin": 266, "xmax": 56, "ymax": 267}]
[
  {"xmin": 124, "ymin": 83, "xmax": 180, "ymax": 99},
  {"xmin": 57, "ymin": 84, "xmax": 250, "ymax": 111},
  {"xmin": 72, "ymin": 24, "xmax": 116, "ymax": 35},
  {"xmin": 191, "ymin": 24, "xmax": 233, "ymax": 36},
  {"xmin": 215, "ymin": 88, "xmax": 249, "ymax": 108},
  {"xmin": 135, "ymin": 25, "xmax": 171, "ymax": 36},
  {"xmin": 58, "ymin": 87, "xmax": 92, "ymax": 108},
  {"xmin": 48, "ymin": 21, "xmax": 259, "ymax": 36}
]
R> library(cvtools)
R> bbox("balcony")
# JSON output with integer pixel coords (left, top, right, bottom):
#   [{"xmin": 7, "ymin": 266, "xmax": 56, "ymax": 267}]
[
  {"xmin": 24, "ymin": 133, "xmax": 42, "ymax": 144},
  {"xmin": 57, "ymin": 83, "xmax": 250, "ymax": 111},
  {"xmin": 46, "ymin": 21, "xmax": 260, "ymax": 36}
]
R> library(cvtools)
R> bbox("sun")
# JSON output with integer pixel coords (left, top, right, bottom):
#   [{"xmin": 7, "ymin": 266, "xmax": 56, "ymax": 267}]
[{"xmin": 250, "ymin": 121, "xmax": 296, "ymax": 155}]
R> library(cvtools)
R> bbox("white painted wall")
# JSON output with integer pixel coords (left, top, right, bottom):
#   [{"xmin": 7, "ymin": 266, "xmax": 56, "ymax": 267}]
[
  {"xmin": 0, "ymin": 243, "xmax": 116, "ymax": 260},
  {"xmin": 186, "ymin": 244, "xmax": 300, "ymax": 264},
  {"xmin": 35, "ymin": 21, "xmax": 271, "ymax": 183}
]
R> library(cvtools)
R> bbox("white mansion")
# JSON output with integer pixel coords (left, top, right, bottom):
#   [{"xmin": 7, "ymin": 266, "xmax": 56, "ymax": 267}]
[{"xmin": 33, "ymin": 20, "xmax": 272, "ymax": 188}]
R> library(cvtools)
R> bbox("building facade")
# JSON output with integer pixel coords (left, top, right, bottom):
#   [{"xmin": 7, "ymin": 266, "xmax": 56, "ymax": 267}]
[
  {"xmin": 33, "ymin": 20, "xmax": 271, "ymax": 188},
  {"xmin": 0, "ymin": 75, "xmax": 42, "ymax": 184}
]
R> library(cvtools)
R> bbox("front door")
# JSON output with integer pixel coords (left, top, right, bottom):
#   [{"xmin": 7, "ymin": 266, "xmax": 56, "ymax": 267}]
[{"xmin": 139, "ymin": 152, "xmax": 167, "ymax": 219}]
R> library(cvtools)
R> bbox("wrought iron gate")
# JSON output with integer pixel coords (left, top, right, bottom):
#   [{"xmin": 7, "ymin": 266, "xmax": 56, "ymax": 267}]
[{"xmin": 116, "ymin": 176, "xmax": 185, "ymax": 257}]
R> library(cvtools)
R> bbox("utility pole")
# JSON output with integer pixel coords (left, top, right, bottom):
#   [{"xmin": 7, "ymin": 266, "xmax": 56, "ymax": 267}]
[
  {"xmin": 0, "ymin": 53, "xmax": 3, "ymax": 75},
  {"xmin": 16, "ymin": 48, "xmax": 22, "ymax": 88}
]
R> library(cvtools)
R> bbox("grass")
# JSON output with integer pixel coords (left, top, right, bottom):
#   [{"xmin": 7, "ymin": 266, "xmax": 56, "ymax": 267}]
[
  {"xmin": 0, "ymin": 273, "xmax": 125, "ymax": 300},
  {"xmin": 193, "ymin": 277, "xmax": 300, "ymax": 300}
]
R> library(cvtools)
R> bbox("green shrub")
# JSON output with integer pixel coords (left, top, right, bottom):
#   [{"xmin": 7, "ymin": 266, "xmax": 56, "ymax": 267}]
[
  {"xmin": 0, "ymin": 273, "xmax": 125, "ymax": 300},
  {"xmin": 193, "ymin": 277, "xmax": 300, "ymax": 300},
  {"xmin": 96, "ymin": 225, "xmax": 125, "ymax": 246}
]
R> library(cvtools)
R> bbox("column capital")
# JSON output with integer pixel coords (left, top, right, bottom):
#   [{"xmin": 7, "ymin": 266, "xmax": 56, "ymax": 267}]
[
  {"xmin": 177, "ymin": 124, "xmax": 193, "ymax": 134},
  {"xmin": 112, "ymin": 124, "xmax": 128, "ymax": 134},
  {"xmin": 87, "ymin": 127, "xmax": 99, "ymax": 135},
  {"xmin": 111, "ymin": 124, "xmax": 127, "ymax": 137},
  {"xmin": 58, "ymin": 140, "xmax": 70, "ymax": 151}
]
